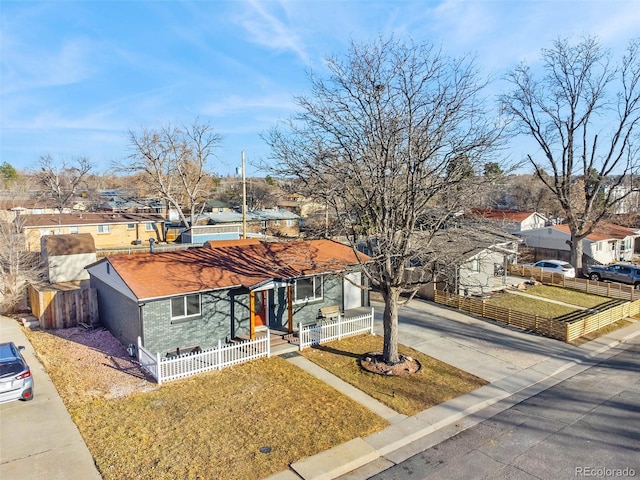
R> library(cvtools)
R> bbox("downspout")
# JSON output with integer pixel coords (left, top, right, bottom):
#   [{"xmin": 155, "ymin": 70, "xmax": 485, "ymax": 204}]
[
  {"xmin": 287, "ymin": 285, "xmax": 293, "ymax": 333},
  {"xmin": 249, "ymin": 290, "xmax": 255, "ymax": 339}
]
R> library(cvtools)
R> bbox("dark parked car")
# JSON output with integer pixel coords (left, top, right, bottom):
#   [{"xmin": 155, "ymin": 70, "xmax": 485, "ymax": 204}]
[
  {"xmin": 586, "ymin": 263, "xmax": 640, "ymax": 289},
  {"xmin": 0, "ymin": 342, "xmax": 34, "ymax": 404}
]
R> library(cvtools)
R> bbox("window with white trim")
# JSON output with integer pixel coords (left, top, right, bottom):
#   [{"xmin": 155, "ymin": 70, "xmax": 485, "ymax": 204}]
[
  {"xmin": 468, "ymin": 259, "xmax": 480, "ymax": 272},
  {"xmin": 127, "ymin": 223, "xmax": 135, "ymax": 230},
  {"xmin": 145, "ymin": 223, "xmax": 155, "ymax": 231},
  {"xmin": 171, "ymin": 294, "xmax": 201, "ymax": 321},
  {"xmin": 294, "ymin": 276, "xmax": 323, "ymax": 303},
  {"xmin": 69, "ymin": 226, "xmax": 79, "ymax": 234},
  {"xmin": 97, "ymin": 225, "xmax": 110, "ymax": 234},
  {"xmin": 286, "ymin": 219, "xmax": 295, "ymax": 227}
]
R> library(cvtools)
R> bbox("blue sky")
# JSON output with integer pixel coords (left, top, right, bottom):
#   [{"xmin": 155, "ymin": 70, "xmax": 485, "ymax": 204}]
[{"xmin": 1, "ymin": 1, "xmax": 638, "ymax": 177}]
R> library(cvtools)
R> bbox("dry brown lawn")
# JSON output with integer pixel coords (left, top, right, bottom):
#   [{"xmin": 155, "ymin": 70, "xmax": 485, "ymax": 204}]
[
  {"xmin": 519, "ymin": 285, "xmax": 611, "ymax": 309},
  {"xmin": 301, "ymin": 335, "xmax": 487, "ymax": 416},
  {"xmin": 26, "ymin": 329, "xmax": 388, "ymax": 480}
]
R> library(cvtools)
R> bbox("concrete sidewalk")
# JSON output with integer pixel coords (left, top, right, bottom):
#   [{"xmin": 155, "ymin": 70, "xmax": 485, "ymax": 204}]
[
  {"xmin": 267, "ymin": 300, "xmax": 640, "ymax": 480},
  {"xmin": 0, "ymin": 315, "xmax": 102, "ymax": 480}
]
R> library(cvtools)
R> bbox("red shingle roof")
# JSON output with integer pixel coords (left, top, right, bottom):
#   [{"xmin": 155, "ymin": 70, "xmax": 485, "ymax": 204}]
[
  {"xmin": 18, "ymin": 213, "xmax": 165, "ymax": 227},
  {"xmin": 553, "ymin": 222, "xmax": 638, "ymax": 241},
  {"xmin": 470, "ymin": 209, "xmax": 537, "ymax": 222},
  {"xmin": 105, "ymin": 239, "xmax": 369, "ymax": 300}
]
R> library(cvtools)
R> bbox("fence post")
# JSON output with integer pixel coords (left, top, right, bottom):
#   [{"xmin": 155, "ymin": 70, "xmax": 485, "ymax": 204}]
[
  {"xmin": 482, "ymin": 300, "xmax": 485, "ymax": 317},
  {"xmin": 370, "ymin": 307, "xmax": 375, "ymax": 334},
  {"xmin": 156, "ymin": 351, "xmax": 162, "ymax": 385},
  {"xmin": 338, "ymin": 314, "xmax": 343, "ymax": 340},
  {"xmin": 298, "ymin": 322, "xmax": 303, "ymax": 351},
  {"xmin": 137, "ymin": 336, "xmax": 142, "ymax": 361},
  {"xmin": 217, "ymin": 339, "xmax": 222, "ymax": 371},
  {"xmin": 266, "ymin": 328, "xmax": 271, "ymax": 357}
]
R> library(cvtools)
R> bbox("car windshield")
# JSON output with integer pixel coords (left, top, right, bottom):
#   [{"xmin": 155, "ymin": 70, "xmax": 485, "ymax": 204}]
[{"xmin": 0, "ymin": 361, "xmax": 24, "ymax": 378}]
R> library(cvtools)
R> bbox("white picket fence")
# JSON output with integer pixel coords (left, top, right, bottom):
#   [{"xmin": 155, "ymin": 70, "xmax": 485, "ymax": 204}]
[
  {"xmin": 137, "ymin": 332, "xmax": 270, "ymax": 384},
  {"xmin": 298, "ymin": 308, "xmax": 375, "ymax": 350}
]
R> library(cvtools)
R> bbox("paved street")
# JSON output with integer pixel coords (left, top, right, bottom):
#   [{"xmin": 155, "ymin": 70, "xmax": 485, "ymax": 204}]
[{"xmin": 368, "ymin": 336, "xmax": 640, "ymax": 480}]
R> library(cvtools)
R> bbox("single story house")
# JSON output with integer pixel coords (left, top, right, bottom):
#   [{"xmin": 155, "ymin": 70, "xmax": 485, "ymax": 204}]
[
  {"xmin": 469, "ymin": 209, "xmax": 548, "ymax": 233},
  {"xmin": 17, "ymin": 213, "xmax": 167, "ymax": 252},
  {"xmin": 86, "ymin": 239, "xmax": 369, "ymax": 355},
  {"xmin": 182, "ymin": 208, "xmax": 301, "ymax": 243},
  {"xmin": 409, "ymin": 224, "xmax": 521, "ymax": 299},
  {"xmin": 517, "ymin": 222, "xmax": 640, "ymax": 265}
]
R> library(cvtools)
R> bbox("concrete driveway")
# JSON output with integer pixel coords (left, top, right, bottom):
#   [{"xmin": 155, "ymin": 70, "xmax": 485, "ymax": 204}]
[
  {"xmin": 0, "ymin": 315, "xmax": 101, "ymax": 480},
  {"xmin": 372, "ymin": 298, "xmax": 583, "ymax": 382}
]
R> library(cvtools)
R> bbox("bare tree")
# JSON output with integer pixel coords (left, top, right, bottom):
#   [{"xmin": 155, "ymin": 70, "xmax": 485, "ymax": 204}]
[
  {"xmin": 33, "ymin": 154, "xmax": 93, "ymax": 212},
  {"xmin": 119, "ymin": 119, "xmax": 221, "ymax": 227},
  {"xmin": 501, "ymin": 36, "xmax": 640, "ymax": 272},
  {"xmin": 266, "ymin": 37, "xmax": 503, "ymax": 364},
  {"xmin": 0, "ymin": 219, "xmax": 45, "ymax": 314}
]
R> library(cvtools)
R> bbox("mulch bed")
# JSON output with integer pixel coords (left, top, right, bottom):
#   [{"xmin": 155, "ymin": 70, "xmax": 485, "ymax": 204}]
[{"xmin": 360, "ymin": 352, "xmax": 421, "ymax": 376}]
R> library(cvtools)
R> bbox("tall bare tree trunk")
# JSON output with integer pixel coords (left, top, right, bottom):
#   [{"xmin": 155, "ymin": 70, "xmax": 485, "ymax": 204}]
[{"xmin": 381, "ymin": 286, "xmax": 400, "ymax": 364}]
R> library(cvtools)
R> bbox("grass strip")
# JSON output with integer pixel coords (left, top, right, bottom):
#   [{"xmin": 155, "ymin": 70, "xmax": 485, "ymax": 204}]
[{"xmin": 301, "ymin": 334, "xmax": 487, "ymax": 416}]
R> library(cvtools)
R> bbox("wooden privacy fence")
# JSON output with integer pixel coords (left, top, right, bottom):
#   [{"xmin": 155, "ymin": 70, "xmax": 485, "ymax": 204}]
[
  {"xmin": 28, "ymin": 284, "xmax": 98, "ymax": 329},
  {"xmin": 434, "ymin": 290, "xmax": 567, "ymax": 341},
  {"xmin": 433, "ymin": 290, "xmax": 640, "ymax": 343},
  {"xmin": 507, "ymin": 264, "xmax": 640, "ymax": 301},
  {"xmin": 299, "ymin": 308, "xmax": 375, "ymax": 350},
  {"xmin": 137, "ymin": 333, "xmax": 270, "ymax": 384}
]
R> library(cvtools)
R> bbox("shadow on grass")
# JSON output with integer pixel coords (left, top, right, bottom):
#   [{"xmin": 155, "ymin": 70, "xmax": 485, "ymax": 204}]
[{"xmin": 308, "ymin": 343, "xmax": 362, "ymax": 359}]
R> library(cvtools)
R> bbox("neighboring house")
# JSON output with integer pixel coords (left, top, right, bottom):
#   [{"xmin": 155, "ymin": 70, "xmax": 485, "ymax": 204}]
[
  {"xmin": 86, "ymin": 239, "xmax": 370, "ymax": 355},
  {"xmin": 181, "ymin": 208, "xmax": 301, "ymax": 243},
  {"xmin": 277, "ymin": 193, "xmax": 326, "ymax": 218},
  {"xmin": 41, "ymin": 233, "xmax": 96, "ymax": 283},
  {"xmin": 408, "ymin": 224, "xmax": 521, "ymax": 299},
  {"xmin": 17, "ymin": 213, "xmax": 167, "ymax": 252},
  {"xmin": 200, "ymin": 200, "xmax": 235, "ymax": 214},
  {"xmin": 517, "ymin": 222, "xmax": 640, "ymax": 265},
  {"xmin": 469, "ymin": 209, "xmax": 548, "ymax": 233}
]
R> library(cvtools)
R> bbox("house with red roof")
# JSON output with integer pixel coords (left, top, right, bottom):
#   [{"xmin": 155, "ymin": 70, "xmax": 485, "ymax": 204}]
[
  {"xmin": 469, "ymin": 209, "xmax": 548, "ymax": 233},
  {"xmin": 86, "ymin": 239, "xmax": 370, "ymax": 355},
  {"xmin": 517, "ymin": 222, "xmax": 640, "ymax": 265}
]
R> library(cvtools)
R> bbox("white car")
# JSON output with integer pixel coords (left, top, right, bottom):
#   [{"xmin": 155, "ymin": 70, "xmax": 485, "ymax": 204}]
[{"xmin": 531, "ymin": 260, "xmax": 576, "ymax": 278}]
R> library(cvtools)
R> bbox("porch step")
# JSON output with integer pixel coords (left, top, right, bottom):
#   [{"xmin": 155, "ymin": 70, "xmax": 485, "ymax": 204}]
[{"xmin": 270, "ymin": 342, "xmax": 299, "ymax": 356}]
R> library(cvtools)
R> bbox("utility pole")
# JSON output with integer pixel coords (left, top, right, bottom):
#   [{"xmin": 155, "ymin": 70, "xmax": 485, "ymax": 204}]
[{"xmin": 242, "ymin": 151, "xmax": 247, "ymax": 239}]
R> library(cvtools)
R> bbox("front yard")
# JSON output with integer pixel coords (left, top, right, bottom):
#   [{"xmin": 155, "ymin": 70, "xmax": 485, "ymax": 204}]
[
  {"xmin": 25, "ymin": 327, "xmax": 485, "ymax": 480},
  {"xmin": 26, "ymin": 328, "xmax": 386, "ymax": 480}
]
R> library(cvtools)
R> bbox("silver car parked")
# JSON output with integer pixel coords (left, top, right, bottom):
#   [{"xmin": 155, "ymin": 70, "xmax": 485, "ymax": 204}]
[{"xmin": 0, "ymin": 342, "xmax": 34, "ymax": 404}]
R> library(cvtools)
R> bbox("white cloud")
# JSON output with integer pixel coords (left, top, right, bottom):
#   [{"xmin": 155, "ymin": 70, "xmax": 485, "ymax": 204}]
[{"xmin": 236, "ymin": 0, "xmax": 310, "ymax": 64}]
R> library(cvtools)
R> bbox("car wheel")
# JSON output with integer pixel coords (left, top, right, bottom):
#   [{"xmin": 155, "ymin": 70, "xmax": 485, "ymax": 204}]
[{"xmin": 589, "ymin": 273, "xmax": 601, "ymax": 281}]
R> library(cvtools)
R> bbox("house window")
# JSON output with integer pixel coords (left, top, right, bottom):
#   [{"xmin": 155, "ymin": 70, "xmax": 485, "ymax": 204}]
[
  {"xmin": 294, "ymin": 276, "xmax": 323, "ymax": 303},
  {"xmin": 69, "ymin": 226, "xmax": 79, "ymax": 234},
  {"xmin": 97, "ymin": 225, "xmax": 110, "ymax": 234},
  {"xmin": 145, "ymin": 223, "xmax": 154, "ymax": 231},
  {"xmin": 127, "ymin": 223, "xmax": 135, "ymax": 230},
  {"xmin": 468, "ymin": 259, "xmax": 480, "ymax": 272},
  {"xmin": 171, "ymin": 294, "xmax": 201, "ymax": 321},
  {"xmin": 286, "ymin": 219, "xmax": 295, "ymax": 227},
  {"xmin": 273, "ymin": 220, "xmax": 281, "ymax": 226},
  {"xmin": 596, "ymin": 242, "xmax": 602, "ymax": 252}
]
